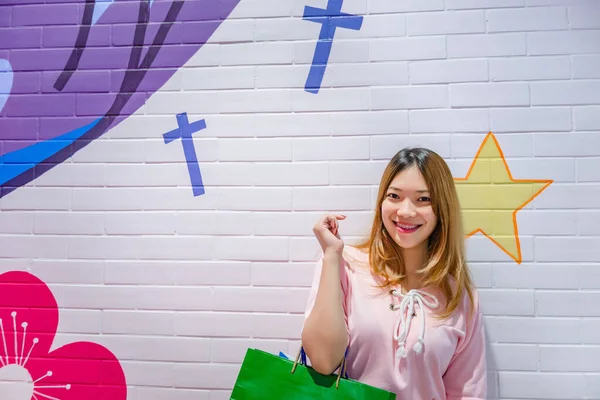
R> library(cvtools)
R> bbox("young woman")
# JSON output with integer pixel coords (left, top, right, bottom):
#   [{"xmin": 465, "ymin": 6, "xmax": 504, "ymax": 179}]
[{"xmin": 301, "ymin": 147, "xmax": 487, "ymax": 399}]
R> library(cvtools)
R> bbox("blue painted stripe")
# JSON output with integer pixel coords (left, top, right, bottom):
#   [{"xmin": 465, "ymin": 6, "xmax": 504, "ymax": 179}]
[{"xmin": 0, "ymin": 118, "xmax": 101, "ymax": 185}]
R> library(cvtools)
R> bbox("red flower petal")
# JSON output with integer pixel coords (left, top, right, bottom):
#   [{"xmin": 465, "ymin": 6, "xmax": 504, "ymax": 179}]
[
  {"xmin": 0, "ymin": 271, "xmax": 58, "ymax": 363},
  {"xmin": 0, "ymin": 271, "xmax": 127, "ymax": 399},
  {"xmin": 27, "ymin": 341, "xmax": 127, "ymax": 400}
]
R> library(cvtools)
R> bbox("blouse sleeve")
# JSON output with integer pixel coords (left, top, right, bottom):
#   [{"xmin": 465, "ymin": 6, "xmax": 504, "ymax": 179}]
[
  {"xmin": 443, "ymin": 293, "xmax": 488, "ymax": 400},
  {"xmin": 302, "ymin": 252, "xmax": 351, "ymax": 340}
]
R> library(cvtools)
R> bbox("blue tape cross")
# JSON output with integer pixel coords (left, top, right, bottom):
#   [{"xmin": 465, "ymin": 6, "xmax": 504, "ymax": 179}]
[
  {"xmin": 163, "ymin": 112, "xmax": 206, "ymax": 196},
  {"xmin": 303, "ymin": 0, "xmax": 363, "ymax": 94}
]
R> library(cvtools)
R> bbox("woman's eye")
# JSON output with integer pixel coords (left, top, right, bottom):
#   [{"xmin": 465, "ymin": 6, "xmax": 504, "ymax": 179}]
[
  {"xmin": 418, "ymin": 197, "xmax": 431, "ymax": 202},
  {"xmin": 387, "ymin": 193, "xmax": 399, "ymax": 199}
]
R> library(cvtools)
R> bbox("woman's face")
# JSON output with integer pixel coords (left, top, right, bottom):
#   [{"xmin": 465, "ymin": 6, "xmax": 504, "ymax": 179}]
[{"xmin": 381, "ymin": 165, "xmax": 438, "ymax": 252}]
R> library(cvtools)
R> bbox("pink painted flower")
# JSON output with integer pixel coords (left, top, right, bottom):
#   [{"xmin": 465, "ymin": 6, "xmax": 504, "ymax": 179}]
[{"xmin": 0, "ymin": 271, "xmax": 127, "ymax": 400}]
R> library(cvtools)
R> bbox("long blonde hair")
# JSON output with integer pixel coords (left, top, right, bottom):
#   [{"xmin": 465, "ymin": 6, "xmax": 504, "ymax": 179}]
[{"xmin": 355, "ymin": 147, "xmax": 474, "ymax": 319}]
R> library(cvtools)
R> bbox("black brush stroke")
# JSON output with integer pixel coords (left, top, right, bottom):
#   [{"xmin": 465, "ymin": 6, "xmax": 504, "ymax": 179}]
[
  {"xmin": 128, "ymin": 0, "xmax": 151, "ymax": 71},
  {"xmin": 54, "ymin": 0, "xmax": 96, "ymax": 91},
  {"xmin": 107, "ymin": 0, "xmax": 183, "ymax": 116}
]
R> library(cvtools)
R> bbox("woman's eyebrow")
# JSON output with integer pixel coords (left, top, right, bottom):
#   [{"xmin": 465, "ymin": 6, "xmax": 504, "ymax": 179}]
[{"xmin": 388, "ymin": 187, "xmax": 430, "ymax": 193}]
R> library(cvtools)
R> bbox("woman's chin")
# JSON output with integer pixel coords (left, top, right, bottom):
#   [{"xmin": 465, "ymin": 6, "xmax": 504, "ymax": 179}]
[{"xmin": 391, "ymin": 235, "xmax": 427, "ymax": 251}]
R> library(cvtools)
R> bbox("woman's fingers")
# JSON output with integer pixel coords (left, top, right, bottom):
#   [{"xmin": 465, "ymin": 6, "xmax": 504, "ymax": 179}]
[
  {"xmin": 314, "ymin": 213, "xmax": 346, "ymax": 236},
  {"xmin": 328, "ymin": 214, "xmax": 345, "ymax": 236}
]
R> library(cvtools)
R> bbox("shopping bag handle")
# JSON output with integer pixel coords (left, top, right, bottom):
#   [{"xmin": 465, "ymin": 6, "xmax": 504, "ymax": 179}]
[{"xmin": 290, "ymin": 346, "xmax": 348, "ymax": 389}]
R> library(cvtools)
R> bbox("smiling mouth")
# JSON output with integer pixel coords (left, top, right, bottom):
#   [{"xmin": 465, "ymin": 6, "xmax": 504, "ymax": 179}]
[{"xmin": 394, "ymin": 221, "xmax": 422, "ymax": 233}]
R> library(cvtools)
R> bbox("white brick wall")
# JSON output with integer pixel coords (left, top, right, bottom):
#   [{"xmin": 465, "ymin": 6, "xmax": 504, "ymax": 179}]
[{"xmin": 1, "ymin": 0, "xmax": 599, "ymax": 399}]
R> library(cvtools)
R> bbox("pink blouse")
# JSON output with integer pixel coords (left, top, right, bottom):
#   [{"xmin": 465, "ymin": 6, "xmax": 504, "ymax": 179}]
[{"xmin": 303, "ymin": 245, "xmax": 487, "ymax": 400}]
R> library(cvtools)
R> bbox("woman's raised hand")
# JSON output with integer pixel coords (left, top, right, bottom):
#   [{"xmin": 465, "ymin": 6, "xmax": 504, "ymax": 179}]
[{"xmin": 312, "ymin": 213, "xmax": 346, "ymax": 256}]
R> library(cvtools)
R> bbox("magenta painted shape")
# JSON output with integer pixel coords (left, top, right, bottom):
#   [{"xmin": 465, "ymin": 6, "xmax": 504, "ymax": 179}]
[{"xmin": 0, "ymin": 270, "xmax": 127, "ymax": 399}]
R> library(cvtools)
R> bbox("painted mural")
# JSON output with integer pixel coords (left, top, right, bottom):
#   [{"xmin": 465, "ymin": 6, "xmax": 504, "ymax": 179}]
[
  {"xmin": 0, "ymin": 271, "xmax": 126, "ymax": 399},
  {"xmin": 302, "ymin": 0, "xmax": 363, "ymax": 93},
  {"xmin": 0, "ymin": 0, "xmax": 240, "ymax": 197},
  {"xmin": 455, "ymin": 132, "xmax": 553, "ymax": 264},
  {"xmin": 2, "ymin": 0, "xmax": 596, "ymax": 398},
  {"xmin": 1, "ymin": 0, "xmax": 240, "ymax": 396}
]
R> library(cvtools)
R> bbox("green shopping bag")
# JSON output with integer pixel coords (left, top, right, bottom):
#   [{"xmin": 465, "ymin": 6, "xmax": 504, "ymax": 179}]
[{"xmin": 230, "ymin": 347, "xmax": 397, "ymax": 399}]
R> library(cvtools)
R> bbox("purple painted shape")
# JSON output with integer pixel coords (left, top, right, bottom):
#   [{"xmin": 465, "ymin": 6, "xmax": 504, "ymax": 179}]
[
  {"xmin": 40, "ymin": 117, "xmax": 98, "ymax": 139},
  {"xmin": 76, "ymin": 92, "xmax": 146, "ymax": 116},
  {"xmin": 43, "ymin": 25, "xmax": 112, "ymax": 48},
  {"xmin": 3, "ymin": 94, "xmax": 75, "ymax": 117},
  {"xmin": 112, "ymin": 23, "xmax": 184, "ymax": 46},
  {"xmin": 11, "ymin": 72, "xmax": 41, "ymax": 94},
  {"xmin": 42, "ymin": 71, "xmax": 110, "ymax": 93},
  {"xmin": 12, "ymin": 4, "xmax": 80, "ymax": 27},
  {"xmin": 153, "ymin": 0, "xmax": 220, "ymax": 21},
  {"xmin": 10, "ymin": 49, "xmax": 73, "ymax": 72},
  {"xmin": 45, "ymin": 0, "xmax": 80, "ymax": 4},
  {"xmin": 93, "ymin": 2, "xmax": 143, "ymax": 25},
  {"xmin": 0, "ymin": 0, "xmax": 241, "ymax": 170},
  {"xmin": 0, "ymin": 27, "xmax": 42, "ymax": 49},
  {"xmin": 78, "ymin": 47, "xmax": 134, "ymax": 70},
  {"xmin": 110, "ymin": 68, "xmax": 175, "ymax": 92},
  {"xmin": 0, "ymin": 119, "xmax": 39, "ymax": 141},
  {"xmin": 182, "ymin": 20, "xmax": 221, "ymax": 44},
  {"xmin": 2, "ymin": 0, "xmax": 43, "ymax": 5},
  {"xmin": 0, "ymin": 8, "xmax": 10, "ymax": 27},
  {"xmin": 146, "ymin": 44, "xmax": 208, "ymax": 68},
  {"xmin": 219, "ymin": 0, "xmax": 239, "ymax": 19}
]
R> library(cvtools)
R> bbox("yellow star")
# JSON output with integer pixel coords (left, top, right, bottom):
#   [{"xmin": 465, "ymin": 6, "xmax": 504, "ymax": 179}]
[{"xmin": 454, "ymin": 132, "xmax": 553, "ymax": 264}]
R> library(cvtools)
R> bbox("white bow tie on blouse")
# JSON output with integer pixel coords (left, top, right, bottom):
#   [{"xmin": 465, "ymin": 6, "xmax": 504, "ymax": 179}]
[{"xmin": 390, "ymin": 288, "xmax": 440, "ymax": 359}]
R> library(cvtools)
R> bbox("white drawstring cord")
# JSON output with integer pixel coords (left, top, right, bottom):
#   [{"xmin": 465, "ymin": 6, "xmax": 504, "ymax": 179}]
[{"xmin": 390, "ymin": 288, "xmax": 439, "ymax": 359}]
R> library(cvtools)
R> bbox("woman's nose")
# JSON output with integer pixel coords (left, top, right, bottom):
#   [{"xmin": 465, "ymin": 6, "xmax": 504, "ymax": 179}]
[{"xmin": 397, "ymin": 199, "xmax": 417, "ymax": 218}]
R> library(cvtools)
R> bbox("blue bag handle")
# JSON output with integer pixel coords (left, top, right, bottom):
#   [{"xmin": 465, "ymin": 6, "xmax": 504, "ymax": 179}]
[{"xmin": 299, "ymin": 346, "xmax": 349, "ymax": 378}]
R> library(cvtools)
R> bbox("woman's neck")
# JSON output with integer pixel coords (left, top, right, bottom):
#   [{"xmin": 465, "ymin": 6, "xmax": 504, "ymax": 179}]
[{"xmin": 400, "ymin": 244, "xmax": 427, "ymax": 291}]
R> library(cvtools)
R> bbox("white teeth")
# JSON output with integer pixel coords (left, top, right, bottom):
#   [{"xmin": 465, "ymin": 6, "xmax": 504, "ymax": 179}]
[{"xmin": 396, "ymin": 223, "xmax": 418, "ymax": 229}]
